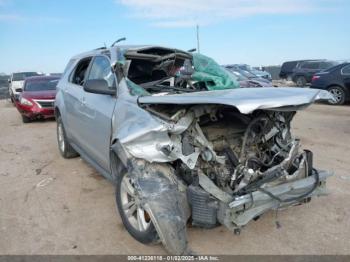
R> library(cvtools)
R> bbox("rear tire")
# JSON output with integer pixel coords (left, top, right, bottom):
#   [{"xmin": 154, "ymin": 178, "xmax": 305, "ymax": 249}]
[
  {"xmin": 21, "ymin": 115, "xmax": 31, "ymax": 123},
  {"xmin": 56, "ymin": 115, "xmax": 79, "ymax": 158},
  {"xmin": 115, "ymin": 170, "xmax": 158, "ymax": 244},
  {"xmin": 327, "ymin": 86, "xmax": 346, "ymax": 105},
  {"xmin": 296, "ymin": 76, "xmax": 306, "ymax": 87}
]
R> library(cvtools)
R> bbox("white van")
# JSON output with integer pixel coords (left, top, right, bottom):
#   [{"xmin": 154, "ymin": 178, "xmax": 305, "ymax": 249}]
[{"xmin": 8, "ymin": 72, "xmax": 41, "ymax": 101}]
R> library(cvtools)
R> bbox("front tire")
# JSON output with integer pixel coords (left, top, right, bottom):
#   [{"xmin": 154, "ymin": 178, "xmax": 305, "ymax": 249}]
[
  {"xmin": 327, "ymin": 86, "xmax": 346, "ymax": 105},
  {"xmin": 21, "ymin": 115, "xmax": 31, "ymax": 123},
  {"xmin": 115, "ymin": 170, "xmax": 158, "ymax": 244},
  {"xmin": 56, "ymin": 115, "xmax": 79, "ymax": 158}
]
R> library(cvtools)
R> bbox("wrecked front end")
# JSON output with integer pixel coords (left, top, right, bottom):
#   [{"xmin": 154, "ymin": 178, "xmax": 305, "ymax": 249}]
[{"xmin": 111, "ymin": 46, "xmax": 333, "ymax": 254}]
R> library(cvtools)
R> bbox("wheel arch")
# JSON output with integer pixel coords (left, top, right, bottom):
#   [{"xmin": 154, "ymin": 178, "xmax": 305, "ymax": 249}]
[{"xmin": 110, "ymin": 139, "xmax": 128, "ymax": 183}]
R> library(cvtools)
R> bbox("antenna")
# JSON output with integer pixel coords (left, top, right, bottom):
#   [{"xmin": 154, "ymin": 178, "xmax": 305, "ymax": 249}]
[
  {"xmin": 111, "ymin": 37, "xmax": 126, "ymax": 47},
  {"xmin": 196, "ymin": 25, "xmax": 200, "ymax": 53}
]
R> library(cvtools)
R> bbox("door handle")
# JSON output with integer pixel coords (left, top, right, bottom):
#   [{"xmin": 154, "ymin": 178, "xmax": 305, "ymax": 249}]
[{"xmin": 81, "ymin": 97, "xmax": 86, "ymax": 105}]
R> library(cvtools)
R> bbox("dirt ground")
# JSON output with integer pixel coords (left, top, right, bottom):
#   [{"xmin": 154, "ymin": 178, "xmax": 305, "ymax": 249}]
[{"xmin": 0, "ymin": 99, "xmax": 349, "ymax": 255}]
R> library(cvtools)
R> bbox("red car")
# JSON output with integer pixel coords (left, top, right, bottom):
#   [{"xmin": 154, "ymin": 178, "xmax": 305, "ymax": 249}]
[{"xmin": 15, "ymin": 76, "xmax": 60, "ymax": 123}]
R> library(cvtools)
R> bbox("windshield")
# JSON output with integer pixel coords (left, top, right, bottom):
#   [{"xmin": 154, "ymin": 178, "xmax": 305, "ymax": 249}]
[
  {"xmin": 12, "ymin": 72, "xmax": 40, "ymax": 81},
  {"xmin": 124, "ymin": 47, "xmax": 240, "ymax": 95},
  {"xmin": 24, "ymin": 79, "xmax": 59, "ymax": 91}
]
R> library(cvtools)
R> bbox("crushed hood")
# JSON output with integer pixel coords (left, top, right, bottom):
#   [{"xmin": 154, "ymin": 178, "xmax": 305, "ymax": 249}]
[{"xmin": 138, "ymin": 87, "xmax": 333, "ymax": 114}]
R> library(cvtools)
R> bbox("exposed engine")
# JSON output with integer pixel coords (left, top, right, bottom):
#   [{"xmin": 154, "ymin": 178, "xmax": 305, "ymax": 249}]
[
  {"xmin": 196, "ymin": 109, "xmax": 304, "ymax": 194},
  {"xmin": 141, "ymin": 104, "xmax": 317, "ymax": 228},
  {"xmin": 150, "ymin": 105, "xmax": 308, "ymax": 193}
]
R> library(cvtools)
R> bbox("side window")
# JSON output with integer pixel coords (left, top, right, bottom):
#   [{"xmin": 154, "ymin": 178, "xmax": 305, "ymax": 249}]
[
  {"xmin": 70, "ymin": 57, "xmax": 92, "ymax": 86},
  {"xmin": 87, "ymin": 56, "xmax": 116, "ymax": 88},
  {"xmin": 341, "ymin": 65, "xmax": 350, "ymax": 75},
  {"xmin": 300, "ymin": 62, "xmax": 309, "ymax": 69},
  {"xmin": 301, "ymin": 62, "xmax": 317, "ymax": 69}
]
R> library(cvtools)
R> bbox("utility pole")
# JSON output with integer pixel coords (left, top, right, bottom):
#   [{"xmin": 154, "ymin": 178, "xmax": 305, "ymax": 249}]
[{"xmin": 196, "ymin": 24, "xmax": 200, "ymax": 53}]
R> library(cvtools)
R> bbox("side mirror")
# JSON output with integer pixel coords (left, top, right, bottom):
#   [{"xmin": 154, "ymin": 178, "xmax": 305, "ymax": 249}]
[
  {"xmin": 83, "ymin": 79, "xmax": 115, "ymax": 95},
  {"xmin": 8, "ymin": 79, "xmax": 11, "ymax": 83}
]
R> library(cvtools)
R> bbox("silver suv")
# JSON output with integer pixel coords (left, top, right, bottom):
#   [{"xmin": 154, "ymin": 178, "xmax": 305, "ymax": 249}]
[{"xmin": 55, "ymin": 45, "xmax": 333, "ymax": 254}]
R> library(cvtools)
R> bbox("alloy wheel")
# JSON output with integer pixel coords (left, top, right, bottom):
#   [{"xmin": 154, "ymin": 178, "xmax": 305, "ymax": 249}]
[
  {"xmin": 329, "ymin": 88, "xmax": 344, "ymax": 104},
  {"xmin": 120, "ymin": 173, "xmax": 151, "ymax": 232}
]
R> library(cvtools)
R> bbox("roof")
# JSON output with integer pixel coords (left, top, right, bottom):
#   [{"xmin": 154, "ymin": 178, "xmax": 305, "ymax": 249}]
[{"xmin": 70, "ymin": 45, "xmax": 189, "ymax": 60}]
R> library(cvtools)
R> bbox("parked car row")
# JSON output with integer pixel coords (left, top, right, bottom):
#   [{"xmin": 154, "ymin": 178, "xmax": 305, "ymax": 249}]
[
  {"xmin": 279, "ymin": 60, "xmax": 338, "ymax": 86},
  {"xmin": 278, "ymin": 59, "xmax": 350, "ymax": 105},
  {"xmin": 233, "ymin": 64, "xmax": 272, "ymax": 81},
  {"xmin": 311, "ymin": 63, "xmax": 350, "ymax": 105},
  {"xmin": 224, "ymin": 64, "xmax": 273, "ymax": 87},
  {"xmin": 224, "ymin": 66, "xmax": 272, "ymax": 87}
]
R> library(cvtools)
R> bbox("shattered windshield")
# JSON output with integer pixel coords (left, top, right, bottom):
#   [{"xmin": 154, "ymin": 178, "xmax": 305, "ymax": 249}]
[{"xmin": 122, "ymin": 47, "xmax": 239, "ymax": 96}]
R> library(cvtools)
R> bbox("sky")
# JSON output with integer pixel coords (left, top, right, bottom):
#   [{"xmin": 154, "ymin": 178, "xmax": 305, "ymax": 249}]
[{"xmin": 0, "ymin": 0, "xmax": 349, "ymax": 74}]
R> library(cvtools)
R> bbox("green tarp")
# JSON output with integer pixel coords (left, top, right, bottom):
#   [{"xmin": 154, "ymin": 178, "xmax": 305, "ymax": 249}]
[{"xmin": 192, "ymin": 53, "xmax": 240, "ymax": 90}]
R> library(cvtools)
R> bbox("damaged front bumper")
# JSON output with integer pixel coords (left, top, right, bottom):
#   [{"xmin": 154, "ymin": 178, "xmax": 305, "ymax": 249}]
[{"xmin": 220, "ymin": 170, "xmax": 333, "ymax": 228}]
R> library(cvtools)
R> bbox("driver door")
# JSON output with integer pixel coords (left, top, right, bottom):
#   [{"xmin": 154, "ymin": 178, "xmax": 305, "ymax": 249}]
[{"xmin": 78, "ymin": 55, "xmax": 117, "ymax": 174}]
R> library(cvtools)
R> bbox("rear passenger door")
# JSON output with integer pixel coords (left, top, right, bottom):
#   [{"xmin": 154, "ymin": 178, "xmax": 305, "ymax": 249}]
[{"xmin": 78, "ymin": 55, "xmax": 117, "ymax": 174}]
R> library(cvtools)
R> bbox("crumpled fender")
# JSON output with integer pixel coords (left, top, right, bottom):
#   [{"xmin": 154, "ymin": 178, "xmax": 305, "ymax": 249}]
[{"xmin": 127, "ymin": 159, "xmax": 191, "ymax": 255}]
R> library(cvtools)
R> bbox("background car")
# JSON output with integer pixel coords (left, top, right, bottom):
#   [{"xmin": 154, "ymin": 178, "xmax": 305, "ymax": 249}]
[
  {"xmin": 15, "ymin": 76, "xmax": 59, "ymax": 123},
  {"xmin": 279, "ymin": 60, "xmax": 308, "ymax": 80},
  {"xmin": 224, "ymin": 67, "xmax": 272, "ymax": 87},
  {"xmin": 311, "ymin": 63, "xmax": 350, "ymax": 105},
  {"xmin": 8, "ymin": 71, "xmax": 42, "ymax": 102},
  {"xmin": 224, "ymin": 65, "xmax": 272, "ymax": 84},
  {"xmin": 233, "ymin": 64, "xmax": 272, "ymax": 81},
  {"xmin": 292, "ymin": 60, "xmax": 338, "ymax": 87}
]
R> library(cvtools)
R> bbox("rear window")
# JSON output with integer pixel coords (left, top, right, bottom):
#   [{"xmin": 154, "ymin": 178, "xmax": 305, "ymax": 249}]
[
  {"xmin": 300, "ymin": 62, "xmax": 319, "ymax": 69},
  {"xmin": 24, "ymin": 79, "xmax": 59, "ymax": 91},
  {"xmin": 12, "ymin": 72, "xmax": 40, "ymax": 81}
]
